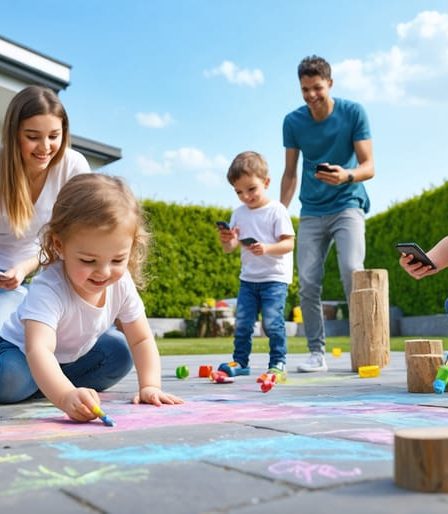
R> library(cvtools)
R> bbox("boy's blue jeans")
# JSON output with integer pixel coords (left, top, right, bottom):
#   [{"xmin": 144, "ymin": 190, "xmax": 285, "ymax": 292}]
[
  {"xmin": 0, "ymin": 328, "xmax": 133, "ymax": 403},
  {"xmin": 297, "ymin": 208, "xmax": 365, "ymax": 354},
  {"xmin": 233, "ymin": 280, "xmax": 288, "ymax": 369}
]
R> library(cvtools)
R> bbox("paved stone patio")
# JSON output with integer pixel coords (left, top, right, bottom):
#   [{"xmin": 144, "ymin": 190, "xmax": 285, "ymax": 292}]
[{"xmin": 1, "ymin": 350, "xmax": 448, "ymax": 513}]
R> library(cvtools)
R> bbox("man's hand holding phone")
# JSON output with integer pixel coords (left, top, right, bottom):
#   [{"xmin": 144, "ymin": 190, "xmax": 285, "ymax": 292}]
[{"xmin": 315, "ymin": 163, "xmax": 345, "ymax": 185}]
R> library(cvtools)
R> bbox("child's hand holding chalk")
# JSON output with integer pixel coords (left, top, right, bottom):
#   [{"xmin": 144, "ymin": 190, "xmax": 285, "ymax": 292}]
[{"xmin": 92, "ymin": 405, "xmax": 116, "ymax": 427}]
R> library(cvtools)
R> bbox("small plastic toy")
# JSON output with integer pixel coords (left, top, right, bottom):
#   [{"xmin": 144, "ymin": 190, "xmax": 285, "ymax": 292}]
[
  {"xmin": 256, "ymin": 372, "xmax": 277, "ymax": 393},
  {"xmin": 176, "ymin": 365, "xmax": 190, "ymax": 379},
  {"xmin": 198, "ymin": 365, "xmax": 213, "ymax": 378},
  {"xmin": 358, "ymin": 365, "xmax": 380, "ymax": 378},
  {"xmin": 433, "ymin": 364, "xmax": 448, "ymax": 394},
  {"xmin": 332, "ymin": 347, "xmax": 342, "ymax": 357},
  {"xmin": 210, "ymin": 370, "xmax": 234, "ymax": 384}
]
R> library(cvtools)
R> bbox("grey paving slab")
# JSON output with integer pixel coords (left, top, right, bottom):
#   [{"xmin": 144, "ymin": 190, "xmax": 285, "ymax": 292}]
[{"xmin": 2, "ymin": 350, "xmax": 448, "ymax": 513}]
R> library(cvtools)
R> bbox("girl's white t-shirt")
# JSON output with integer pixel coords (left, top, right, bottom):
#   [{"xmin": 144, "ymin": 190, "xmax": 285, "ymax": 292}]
[
  {"xmin": 0, "ymin": 148, "xmax": 90, "ymax": 270},
  {"xmin": 230, "ymin": 200, "xmax": 295, "ymax": 284},
  {"xmin": 0, "ymin": 261, "xmax": 145, "ymax": 363}
]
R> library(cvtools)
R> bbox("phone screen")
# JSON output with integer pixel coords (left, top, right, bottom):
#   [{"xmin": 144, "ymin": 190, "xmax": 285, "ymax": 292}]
[{"xmin": 395, "ymin": 242, "xmax": 437, "ymax": 269}]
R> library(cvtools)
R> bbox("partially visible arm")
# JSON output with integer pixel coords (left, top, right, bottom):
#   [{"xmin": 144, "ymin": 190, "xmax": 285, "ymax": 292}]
[
  {"xmin": 428, "ymin": 237, "xmax": 448, "ymax": 271},
  {"xmin": 351, "ymin": 139, "xmax": 375, "ymax": 181},
  {"xmin": 25, "ymin": 320, "xmax": 99, "ymax": 421},
  {"xmin": 122, "ymin": 313, "xmax": 183, "ymax": 406},
  {"xmin": 249, "ymin": 235, "xmax": 295, "ymax": 257},
  {"xmin": 280, "ymin": 148, "xmax": 300, "ymax": 207}
]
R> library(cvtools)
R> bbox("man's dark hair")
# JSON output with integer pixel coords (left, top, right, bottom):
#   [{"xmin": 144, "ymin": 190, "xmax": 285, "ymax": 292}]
[{"xmin": 298, "ymin": 55, "xmax": 332, "ymax": 80}]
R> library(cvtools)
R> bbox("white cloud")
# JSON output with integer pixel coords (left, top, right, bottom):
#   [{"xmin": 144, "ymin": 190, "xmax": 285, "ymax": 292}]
[
  {"xmin": 204, "ymin": 60, "xmax": 264, "ymax": 87},
  {"xmin": 333, "ymin": 10, "xmax": 448, "ymax": 105},
  {"xmin": 137, "ymin": 146, "xmax": 228, "ymax": 187},
  {"xmin": 136, "ymin": 112, "xmax": 173, "ymax": 128},
  {"xmin": 137, "ymin": 155, "xmax": 170, "ymax": 176}
]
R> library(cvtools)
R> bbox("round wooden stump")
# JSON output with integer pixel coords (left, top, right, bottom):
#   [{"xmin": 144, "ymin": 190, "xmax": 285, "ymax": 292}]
[
  {"xmin": 407, "ymin": 354, "xmax": 443, "ymax": 393},
  {"xmin": 395, "ymin": 427, "xmax": 448, "ymax": 492}
]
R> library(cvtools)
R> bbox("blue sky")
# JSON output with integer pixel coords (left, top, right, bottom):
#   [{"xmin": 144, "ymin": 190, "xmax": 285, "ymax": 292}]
[{"xmin": 2, "ymin": 0, "xmax": 448, "ymax": 217}]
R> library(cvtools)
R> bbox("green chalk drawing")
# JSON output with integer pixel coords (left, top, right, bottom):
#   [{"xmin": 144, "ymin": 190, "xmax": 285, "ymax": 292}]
[
  {"xmin": 1, "ymin": 464, "xmax": 149, "ymax": 497},
  {"xmin": 0, "ymin": 454, "xmax": 32, "ymax": 464}
]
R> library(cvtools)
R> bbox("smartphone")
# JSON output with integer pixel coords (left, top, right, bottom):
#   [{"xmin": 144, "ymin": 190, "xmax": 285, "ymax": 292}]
[
  {"xmin": 395, "ymin": 242, "xmax": 437, "ymax": 269},
  {"xmin": 216, "ymin": 221, "xmax": 230, "ymax": 230},
  {"xmin": 316, "ymin": 163, "xmax": 336, "ymax": 173},
  {"xmin": 240, "ymin": 237, "xmax": 258, "ymax": 246}
]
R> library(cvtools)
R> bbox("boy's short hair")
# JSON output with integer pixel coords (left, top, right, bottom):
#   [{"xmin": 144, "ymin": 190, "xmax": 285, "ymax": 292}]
[
  {"xmin": 227, "ymin": 151, "xmax": 269, "ymax": 185},
  {"xmin": 298, "ymin": 55, "xmax": 332, "ymax": 80}
]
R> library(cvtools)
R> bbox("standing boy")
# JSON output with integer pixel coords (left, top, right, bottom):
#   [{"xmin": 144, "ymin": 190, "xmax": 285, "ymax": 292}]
[
  {"xmin": 218, "ymin": 151, "xmax": 295, "ymax": 378},
  {"xmin": 280, "ymin": 55, "xmax": 375, "ymax": 372}
]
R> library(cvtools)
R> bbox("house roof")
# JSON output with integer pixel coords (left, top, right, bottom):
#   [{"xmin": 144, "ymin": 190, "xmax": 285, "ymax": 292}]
[{"xmin": 0, "ymin": 35, "xmax": 121, "ymax": 166}]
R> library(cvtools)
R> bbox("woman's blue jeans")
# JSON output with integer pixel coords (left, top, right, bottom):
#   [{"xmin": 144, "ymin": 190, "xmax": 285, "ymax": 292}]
[
  {"xmin": 233, "ymin": 280, "xmax": 288, "ymax": 369},
  {"xmin": 0, "ymin": 328, "xmax": 133, "ymax": 403}
]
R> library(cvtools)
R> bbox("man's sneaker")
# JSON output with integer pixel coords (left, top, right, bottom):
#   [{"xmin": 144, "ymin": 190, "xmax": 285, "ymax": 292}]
[
  {"xmin": 296, "ymin": 352, "xmax": 328, "ymax": 373},
  {"xmin": 267, "ymin": 362, "xmax": 288, "ymax": 382},
  {"xmin": 218, "ymin": 361, "xmax": 251, "ymax": 377}
]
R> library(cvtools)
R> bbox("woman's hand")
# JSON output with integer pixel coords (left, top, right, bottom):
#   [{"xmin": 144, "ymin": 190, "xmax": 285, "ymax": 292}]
[
  {"xmin": 132, "ymin": 385, "xmax": 184, "ymax": 406},
  {"xmin": 0, "ymin": 267, "xmax": 27, "ymax": 290}
]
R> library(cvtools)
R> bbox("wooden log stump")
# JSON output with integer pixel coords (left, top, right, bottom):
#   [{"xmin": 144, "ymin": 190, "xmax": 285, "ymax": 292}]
[
  {"xmin": 350, "ymin": 269, "xmax": 390, "ymax": 371},
  {"xmin": 352, "ymin": 269, "xmax": 389, "ymax": 336},
  {"xmin": 407, "ymin": 354, "xmax": 443, "ymax": 392},
  {"xmin": 350, "ymin": 287, "xmax": 389, "ymax": 371},
  {"xmin": 405, "ymin": 339, "xmax": 443, "ymax": 365},
  {"xmin": 395, "ymin": 427, "xmax": 448, "ymax": 492}
]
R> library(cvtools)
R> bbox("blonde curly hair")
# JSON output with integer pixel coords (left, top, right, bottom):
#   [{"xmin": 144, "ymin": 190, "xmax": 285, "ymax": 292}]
[{"xmin": 39, "ymin": 173, "xmax": 150, "ymax": 288}]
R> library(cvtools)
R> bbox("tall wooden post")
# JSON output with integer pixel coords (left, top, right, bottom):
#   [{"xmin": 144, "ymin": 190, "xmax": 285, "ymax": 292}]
[{"xmin": 350, "ymin": 269, "xmax": 390, "ymax": 372}]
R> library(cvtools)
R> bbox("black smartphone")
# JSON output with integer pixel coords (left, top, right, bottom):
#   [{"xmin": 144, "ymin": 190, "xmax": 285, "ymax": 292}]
[
  {"xmin": 216, "ymin": 221, "xmax": 230, "ymax": 230},
  {"xmin": 316, "ymin": 163, "xmax": 336, "ymax": 173},
  {"xmin": 240, "ymin": 237, "xmax": 258, "ymax": 246},
  {"xmin": 395, "ymin": 242, "xmax": 437, "ymax": 269}
]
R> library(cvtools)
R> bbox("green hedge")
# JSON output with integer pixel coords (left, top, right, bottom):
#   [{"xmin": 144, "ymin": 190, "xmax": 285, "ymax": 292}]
[{"xmin": 140, "ymin": 182, "xmax": 448, "ymax": 319}]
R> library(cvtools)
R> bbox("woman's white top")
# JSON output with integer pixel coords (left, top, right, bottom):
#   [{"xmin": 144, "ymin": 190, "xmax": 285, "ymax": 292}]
[{"xmin": 0, "ymin": 148, "xmax": 90, "ymax": 270}]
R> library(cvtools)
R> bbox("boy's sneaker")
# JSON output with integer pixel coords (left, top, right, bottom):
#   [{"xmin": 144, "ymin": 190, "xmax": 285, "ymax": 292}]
[
  {"xmin": 267, "ymin": 362, "xmax": 288, "ymax": 382},
  {"xmin": 218, "ymin": 361, "xmax": 251, "ymax": 377},
  {"xmin": 297, "ymin": 352, "xmax": 328, "ymax": 373}
]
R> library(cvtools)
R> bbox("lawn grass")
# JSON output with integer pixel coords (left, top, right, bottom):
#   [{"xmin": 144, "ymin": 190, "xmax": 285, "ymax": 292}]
[{"xmin": 156, "ymin": 335, "xmax": 448, "ymax": 356}]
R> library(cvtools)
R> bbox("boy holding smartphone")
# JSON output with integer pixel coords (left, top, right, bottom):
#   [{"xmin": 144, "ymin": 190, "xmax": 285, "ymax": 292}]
[{"xmin": 217, "ymin": 151, "xmax": 295, "ymax": 378}]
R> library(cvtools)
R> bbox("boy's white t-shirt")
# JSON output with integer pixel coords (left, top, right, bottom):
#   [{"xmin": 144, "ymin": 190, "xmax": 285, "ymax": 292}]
[
  {"xmin": 0, "ymin": 261, "xmax": 145, "ymax": 363},
  {"xmin": 0, "ymin": 148, "xmax": 90, "ymax": 270},
  {"xmin": 230, "ymin": 200, "xmax": 295, "ymax": 284}
]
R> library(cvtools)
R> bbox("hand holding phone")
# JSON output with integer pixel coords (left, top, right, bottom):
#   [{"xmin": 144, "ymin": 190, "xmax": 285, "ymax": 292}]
[
  {"xmin": 395, "ymin": 242, "xmax": 437, "ymax": 269},
  {"xmin": 216, "ymin": 221, "xmax": 230, "ymax": 230},
  {"xmin": 316, "ymin": 163, "xmax": 336, "ymax": 173},
  {"xmin": 240, "ymin": 237, "xmax": 258, "ymax": 246}
]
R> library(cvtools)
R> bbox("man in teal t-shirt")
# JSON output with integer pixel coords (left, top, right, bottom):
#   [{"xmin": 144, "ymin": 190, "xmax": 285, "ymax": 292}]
[{"xmin": 280, "ymin": 55, "xmax": 375, "ymax": 372}]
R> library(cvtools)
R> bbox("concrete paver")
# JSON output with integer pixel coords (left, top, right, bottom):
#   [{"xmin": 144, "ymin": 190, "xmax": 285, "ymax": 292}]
[{"xmin": 1, "ymin": 350, "xmax": 448, "ymax": 513}]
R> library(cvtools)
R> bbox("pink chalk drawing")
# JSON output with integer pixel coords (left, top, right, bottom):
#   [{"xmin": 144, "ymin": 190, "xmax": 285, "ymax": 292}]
[
  {"xmin": 311, "ymin": 428, "xmax": 393, "ymax": 445},
  {"xmin": 268, "ymin": 460, "xmax": 362, "ymax": 484}
]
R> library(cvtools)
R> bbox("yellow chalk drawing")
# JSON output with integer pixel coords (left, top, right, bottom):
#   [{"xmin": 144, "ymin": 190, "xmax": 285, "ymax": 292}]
[
  {"xmin": 0, "ymin": 454, "xmax": 32, "ymax": 464},
  {"xmin": 2, "ymin": 464, "xmax": 149, "ymax": 497}
]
